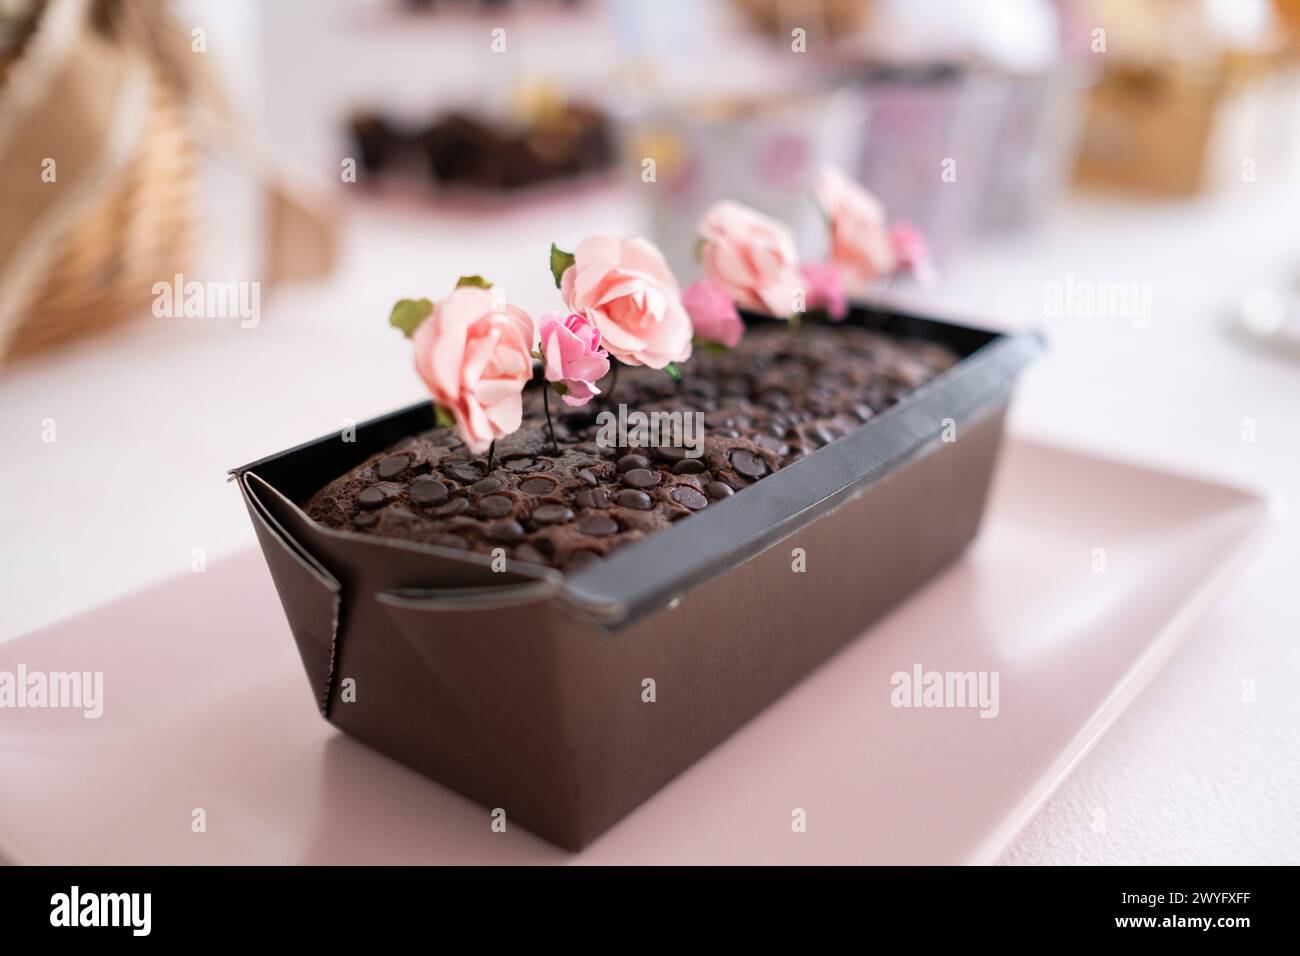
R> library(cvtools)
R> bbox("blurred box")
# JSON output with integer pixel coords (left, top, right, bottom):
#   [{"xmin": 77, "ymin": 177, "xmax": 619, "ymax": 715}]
[
  {"xmin": 1073, "ymin": 49, "xmax": 1300, "ymax": 196},
  {"xmin": 625, "ymin": 88, "xmax": 863, "ymax": 280}
]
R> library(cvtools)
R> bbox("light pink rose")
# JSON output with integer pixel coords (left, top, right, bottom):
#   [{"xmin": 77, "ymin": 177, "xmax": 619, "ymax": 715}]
[
  {"xmin": 559, "ymin": 236, "xmax": 693, "ymax": 369},
  {"xmin": 889, "ymin": 221, "xmax": 936, "ymax": 285},
  {"xmin": 697, "ymin": 200, "xmax": 804, "ymax": 317},
  {"xmin": 412, "ymin": 286, "xmax": 534, "ymax": 454},
  {"xmin": 799, "ymin": 262, "xmax": 848, "ymax": 321},
  {"xmin": 538, "ymin": 310, "xmax": 610, "ymax": 407},
  {"xmin": 814, "ymin": 166, "xmax": 897, "ymax": 284},
  {"xmin": 682, "ymin": 280, "xmax": 744, "ymax": 348}
]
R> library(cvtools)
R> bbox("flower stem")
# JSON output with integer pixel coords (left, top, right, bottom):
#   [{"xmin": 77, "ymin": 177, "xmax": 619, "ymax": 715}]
[
  {"xmin": 487, "ymin": 439, "xmax": 496, "ymax": 472},
  {"xmin": 542, "ymin": 385, "xmax": 559, "ymax": 455}
]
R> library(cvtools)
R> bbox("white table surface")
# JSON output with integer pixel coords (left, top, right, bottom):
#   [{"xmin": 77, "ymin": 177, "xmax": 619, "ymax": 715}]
[{"xmin": 2, "ymin": 166, "xmax": 1298, "ymax": 864}]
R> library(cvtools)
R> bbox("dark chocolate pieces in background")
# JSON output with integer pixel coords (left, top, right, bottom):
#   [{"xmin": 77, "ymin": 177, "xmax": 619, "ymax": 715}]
[{"xmin": 348, "ymin": 102, "xmax": 615, "ymax": 192}]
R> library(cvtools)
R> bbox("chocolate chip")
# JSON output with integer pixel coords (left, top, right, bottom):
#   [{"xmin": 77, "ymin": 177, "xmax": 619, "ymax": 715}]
[
  {"xmin": 704, "ymin": 410, "xmax": 735, "ymax": 428},
  {"xmin": 812, "ymin": 425, "xmax": 838, "ymax": 447},
  {"xmin": 754, "ymin": 434, "xmax": 789, "ymax": 457},
  {"xmin": 444, "ymin": 462, "xmax": 484, "ymax": 484},
  {"xmin": 531, "ymin": 459, "xmax": 555, "ymax": 473},
  {"xmin": 576, "ymin": 468, "xmax": 598, "ymax": 487},
  {"xmin": 617, "ymin": 453, "xmax": 650, "ymax": 473},
  {"xmin": 431, "ymin": 430, "xmax": 461, "ymax": 447},
  {"xmin": 409, "ymin": 475, "xmax": 449, "ymax": 506},
  {"xmin": 705, "ymin": 481, "xmax": 734, "ymax": 500},
  {"xmin": 575, "ymin": 488, "xmax": 609, "ymax": 509},
  {"xmin": 617, "ymin": 489, "xmax": 653, "ymax": 510},
  {"xmin": 435, "ymin": 497, "xmax": 469, "ymax": 517},
  {"xmin": 670, "ymin": 486, "xmax": 709, "ymax": 510},
  {"xmin": 565, "ymin": 551, "xmax": 602, "ymax": 571},
  {"xmin": 356, "ymin": 487, "xmax": 388, "ymax": 510},
  {"xmin": 486, "ymin": 519, "xmax": 525, "ymax": 545},
  {"xmin": 672, "ymin": 458, "xmax": 706, "ymax": 475},
  {"xmin": 471, "ymin": 476, "xmax": 504, "ymax": 494},
  {"xmin": 532, "ymin": 504, "xmax": 573, "ymax": 525},
  {"xmin": 478, "ymin": 495, "xmax": 513, "ymax": 519},
  {"xmin": 430, "ymin": 533, "xmax": 467, "ymax": 550},
  {"xmin": 577, "ymin": 515, "xmax": 618, "ymax": 536},
  {"xmin": 504, "ymin": 457, "xmax": 535, "ymax": 472},
  {"xmin": 352, "ymin": 512, "xmax": 379, "ymax": 528},
  {"xmin": 520, "ymin": 477, "xmax": 556, "ymax": 495},
  {"xmin": 623, "ymin": 467, "xmax": 660, "ymax": 489},
  {"xmin": 655, "ymin": 446, "xmax": 687, "ymax": 464},
  {"xmin": 730, "ymin": 449, "xmax": 767, "ymax": 479},
  {"xmin": 514, "ymin": 543, "xmax": 546, "ymax": 564},
  {"xmin": 357, "ymin": 482, "xmax": 401, "ymax": 510},
  {"xmin": 377, "ymin": 454, "xmax": 410, "ymax": 479}
]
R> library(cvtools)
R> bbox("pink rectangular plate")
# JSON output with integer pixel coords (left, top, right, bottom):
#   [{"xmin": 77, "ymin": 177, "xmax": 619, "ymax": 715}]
[{"xmin": 0, "ymin": 439, "xmax": 1270, "ymax": 864}]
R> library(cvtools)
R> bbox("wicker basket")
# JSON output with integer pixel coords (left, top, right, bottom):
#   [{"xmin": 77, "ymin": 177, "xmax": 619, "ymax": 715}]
[
  {"xmin": 0, "ymin": 0, "xmax": 199, "ymax": 363},
  {"xmin": 0, "ymin": 0, "xmax": 343, "ymax": 365},
  {"xmin": 6, "ymin": 71, "xmax": 195, "ymax": 360}
]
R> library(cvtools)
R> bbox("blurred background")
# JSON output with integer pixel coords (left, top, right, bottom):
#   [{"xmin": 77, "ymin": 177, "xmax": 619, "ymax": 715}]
[{"xmin": 2, "ymin": 0, "xmax": 1299, "ymax": 861}]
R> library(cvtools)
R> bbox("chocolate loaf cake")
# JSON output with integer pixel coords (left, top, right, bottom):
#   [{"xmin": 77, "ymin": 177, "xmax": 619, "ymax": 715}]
[{"xmin": 304, "ymin": 325, "xmax": 958, "ymax": 572}]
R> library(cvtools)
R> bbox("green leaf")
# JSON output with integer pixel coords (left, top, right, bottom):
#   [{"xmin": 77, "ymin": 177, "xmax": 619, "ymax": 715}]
[
  {"xmin": 433, "ymin": 404, "xmax": 456, "ymax": 428},
  {"xmin": 552, "ymin": 382, "xmax": 570, "ymax": 396},
  {"xmin": 455, "ymin": 275, "xmax": 492, "ymax": 290},
  {"xmin": 664, "ymin": 362, "xmax": 682, "ymax": 382},
  {"xmin": 693, "ymin": 237, "xmax": 706, "ymax": 262},
  {"xmin": 389, "ymin": 298, "xmax": 433, "ymax": 338},
  {"xmin": 549, "ymin": 243, "xmax": 576, "ymax": 289},
  {"xmin": 787, "ymin": 311, "xmax": 802, "ymax": 332},
  {"xmin": 691, "ymin": 336, "xmax": 728, "ymax": 357}
]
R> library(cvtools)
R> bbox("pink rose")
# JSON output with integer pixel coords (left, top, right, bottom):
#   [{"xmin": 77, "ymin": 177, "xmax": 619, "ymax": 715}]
[
  {"xmin": 697, "ymin": 200, "xmax": 804, "ymax": 317},
  {"xmin": 889, "ymin": 221, "xmax": 936, "ymax": 285},
  {"xmin": 799, "ymin": 262, "xmax": 848, "ymax": 321},
  {"xmin": 814, "ymin": 166, "xmax": 897, "ymax": 284},
  {"xmin": 559, "ymin": 236, "xmax": 693, "ymax": 369},
  {"xmin": 538, "ymin": 310, "xmax": 610, "ymax": 407},
  {"xmin": 682, "ymin": 280, "xmax": 744, "ymax": 348},
  {"xmin": 412, "ymin": 286, "xmax": 534, "ymax": 454}
]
